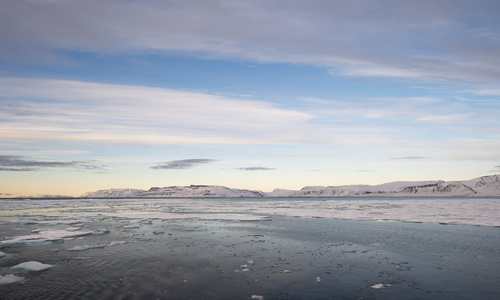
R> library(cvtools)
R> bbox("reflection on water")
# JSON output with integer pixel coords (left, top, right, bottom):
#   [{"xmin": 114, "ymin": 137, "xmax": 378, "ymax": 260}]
[{"xmin": 0, "ymin": 198, "xmax": 499, "ymax": 299}]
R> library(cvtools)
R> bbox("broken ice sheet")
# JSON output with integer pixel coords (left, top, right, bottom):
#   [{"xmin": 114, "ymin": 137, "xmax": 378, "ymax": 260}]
[
  {"xmin": 0, "ymin": 229, "xmax": 93, "ymax": 248},
  {"xmin": 102, "ymin": 212, "xmax": 270, "ymax": 221}
]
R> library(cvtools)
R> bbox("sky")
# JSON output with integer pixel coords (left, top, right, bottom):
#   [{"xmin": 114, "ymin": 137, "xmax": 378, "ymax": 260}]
[{"xmin": 1, "ymin": 0, "xmax": 500, "ymax": 197}]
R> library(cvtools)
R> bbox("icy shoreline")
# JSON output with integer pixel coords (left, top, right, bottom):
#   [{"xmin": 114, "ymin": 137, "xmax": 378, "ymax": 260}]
[{"xmin": 1, "ymin": 197, "xmax": 499, "ymax": 227}]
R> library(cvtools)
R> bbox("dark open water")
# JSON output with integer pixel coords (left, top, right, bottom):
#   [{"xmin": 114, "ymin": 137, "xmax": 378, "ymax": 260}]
[{"xmin": 1, "ymin": 216, "xmax": 499, "ymax": 299}]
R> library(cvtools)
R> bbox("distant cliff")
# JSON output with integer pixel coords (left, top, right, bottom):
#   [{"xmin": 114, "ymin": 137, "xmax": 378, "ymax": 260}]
[{"xmin": 81, "ymin": 175, "xmax": 500, "ymax": 198}]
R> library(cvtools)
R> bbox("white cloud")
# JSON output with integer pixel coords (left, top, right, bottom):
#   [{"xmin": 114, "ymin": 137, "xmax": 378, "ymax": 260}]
[
  {"xmin": 1, "ymin": 77, "xmax": 467, "ymax": 149},
  {"xmin": 0, "ymin": 77, "xmax": 314, "ymax": 145},
  {"xmin": 1, "ymin": 0, "xmax": 499, "ymax": 83},
  {"xmin": 468, "ymin": 89, "xmax": 500, "ymax": 96},
  {"xmin": 416, "ymin": 114, "xmax": 473, "ymax": 123}
]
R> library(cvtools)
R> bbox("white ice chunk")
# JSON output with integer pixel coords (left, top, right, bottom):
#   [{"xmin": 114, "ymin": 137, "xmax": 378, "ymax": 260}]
[
  {"xmin": 0, "ymin": 251, "xmax": 5, "ymax": 257},
  {"xmin": 68, "ymin": 244, "xmax": 107, "ymax": 251},
  {"xmin": 250, "ymin": 296, "xmax": 264, "ymax": 300},
  {"xmin": 0, "ymin": 274, "xmax": 24, "ymax": 285},
  {"xmin": 11, "ymin": 261, "xmax": 54, "ymax": 272},
  {"xmin": 106, "ymin": 241, "xmax": 127, "ymax": 246},
  {"xmin": 371, "ymin": 283, "xmax": 391, "ymax": 289}
]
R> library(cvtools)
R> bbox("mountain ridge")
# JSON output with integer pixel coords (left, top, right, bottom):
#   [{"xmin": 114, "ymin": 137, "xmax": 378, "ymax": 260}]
[{"xmin": 80, "ymin": 175, "xmax": 500, "ymax": 198}]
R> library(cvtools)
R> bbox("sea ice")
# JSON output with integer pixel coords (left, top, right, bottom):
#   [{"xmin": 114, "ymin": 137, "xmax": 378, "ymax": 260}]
[
  {"xmin": 67, "ymin": 241, "xmax": 127, "ymax": 251},
  {"xmin": 68, "ymin": 244, "xmax": 107, "ymax": 251},
  {"xmin": 91, "ymin": 229, "xmax": 110, "ymax": 235},
  {"xmin": 106, "ymin": 241, "xmax": 128, "ymax": 246},
  {"xmin": 0, "ymin": 274, "xmax": 24, "ymax": 285},
  {"xmin": 10, "ymin": 261, "xmax": 54, "ymax": 272},
  {"xmin": 122, "ymin": 225, "xmax": 140, "ymax": 229},
  {"xmin": 0, "ymin": 251, "xmax": 5, "ymax": 257},
  {"xmin": 371, "ymin": 283, "xmax": 391, "ymax": 289},
  {"xmin": 102, "ymin": 212, "xmax": 270, "ymax": 222},
  {"xmin": 0, "ymin": 229, "xmax": 93, "ymax": 248}
]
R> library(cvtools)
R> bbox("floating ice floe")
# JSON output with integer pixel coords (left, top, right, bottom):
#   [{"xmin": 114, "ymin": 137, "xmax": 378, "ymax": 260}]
[
  {"xmin": 371, "ymin": 283, "xmax": 391, "ymax": 289},
  {"xmin": 10, "ymin": 261, "xmax": 54, "ymax": 272},
  {"xmin": 250, "ymin": 296, "xmax": 264, "ymax": 300},
  {"xmin": 102, "ymin": 212, "xmax": 270, "ymax": 222},
  {"xmin": 91, "ymin": 229, "xmax": 110, "ymax": 235},
  {"xmin": 68, "ymin": 244, "xmax": 107, "ymax": 251},
  {"xmin": 68, "ymin": 241, "xmax": 127, "ymax": 251},
  {"xmin": 0, "ymin": 251, "xmax": 5, "ymax": 258},
  {"xmin": 107, "ymin": 241, "xmax": 128, "ymax": 246},
  {"xmin": 0, "ymin": 274, "xmax": 24, "ymax": 285},
  {"xmin": 122, "ymin": 225, "xmax": 140, "ymax": 229},
  {"xmin": 11, "ymin": 218, "xmax": 88, "ymax": 225},
  {"xmin": 0, "ymin": 229, "xmax": 93, "ymax": 248}
]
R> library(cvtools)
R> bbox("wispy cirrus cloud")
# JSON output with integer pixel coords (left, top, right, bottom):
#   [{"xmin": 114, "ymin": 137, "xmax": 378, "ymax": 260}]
[
  {"xmin": 416, "ymin": 114, "xmax": 474, "ymax": 123},
  {"xmin": 151, "ymin": 159, "xmax": 216, "ymax": 170},
  {"xmin": 467, "ymin": 89, "xmax": 500, "ymax": 96},
  {"xmin": 0, "ymin": 155, "xmax": 102, "ymax": 172},
  {"xmin": 391, "ymin": 157, "xmax": 428, "ymax": 160},
  {"xmin": 236, "ymin": 167, "xmax": 275, "ymax": 171}
]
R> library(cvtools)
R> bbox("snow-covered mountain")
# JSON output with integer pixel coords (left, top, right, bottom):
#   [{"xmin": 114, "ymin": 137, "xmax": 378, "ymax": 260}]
[
  {"xmin": 81, "ymin": 185, "xmax": 265, "ymax": 198},
  {"xmin": 266, "ymin": 175, "xmax": 500, "ymax": 197},
  {"xmin": 80, "ymin": 188, "xmax": 144, "ymax": 198},
  {"xmin": 81, "ymin": 175, "xmax": 500, "ymax": 198}
]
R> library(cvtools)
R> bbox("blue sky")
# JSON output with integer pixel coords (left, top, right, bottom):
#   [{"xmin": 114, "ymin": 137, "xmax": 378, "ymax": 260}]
[{"xmin": 1, "ymin": 0, "xmax": 500, "ymax": 197}]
